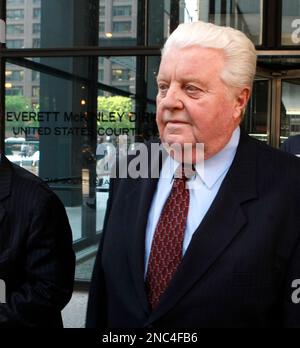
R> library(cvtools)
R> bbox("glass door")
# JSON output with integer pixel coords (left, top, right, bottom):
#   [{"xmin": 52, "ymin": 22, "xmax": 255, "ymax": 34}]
[
  {"xmin": 242, "ymin": 67, "xmax": 272, "ymax": 145},
  {"xmin": 243, "ymin": 66, "xmax": 300, "ymax": 149},
  {"xmin": 280, "ymin": 78, "xmax": 300, "ymax": 145},
  {"xmin": 243, "ymin": 76, "xmax": 271, "ymax": 144}
]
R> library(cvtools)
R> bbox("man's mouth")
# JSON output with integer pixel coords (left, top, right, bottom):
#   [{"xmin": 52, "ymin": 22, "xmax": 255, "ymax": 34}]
[{"xmin": 166, "ymin": 120, "xmax": 188, "ymax": 125}]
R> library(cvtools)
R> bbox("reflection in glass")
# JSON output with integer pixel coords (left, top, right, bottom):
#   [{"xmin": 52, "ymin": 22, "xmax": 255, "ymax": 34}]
[
  {"xmin": 96, "ymin": 55, "xmax": 139, "ymax": 252},
  {"xmin": 3, "ymin": 53, "xmax": 160, "ymax": 280},
  {"xmin": 6, "ymin": 39, "xmax": 24, "ymax": 48},
  {"xmin": 4, "ymin": 57, "xmax": 106, "ymax": 255},
  {"xmin": 7, "ymin": 9, "xmax": 24, "ymax": 20},
  {"xmin": 282, "ymin": 0, "xmax": 300, "ymax": 45},
  {"xmin": 6, "ymin": 0, "xmax": 99, "ymax": 48},
  {"xmin": 99, "ymin": 0, "xmax": 138, "ymax": 46},
  {"xmin": 4, "ymin": 60, "xmax": 97, "ymax": 246},
  {"xmin": 5, "ymin": 0, "xmax": 173, "ymax": 49},
  {"xmin": 147, "ymin": 0, "xmax": 171, "ymax": 46},
  {"xmin": 7, "ymin": 24, "xmax": 24, "ymax": 35},
  {"xmin": 98, "ymin": 56, "xmax": 136, "ymax": 97},
  {"xmin": 280, "ymin": 80, "xmax": 300, "ymax": 144},
  {"xmin": 242, "ymin": 79, "xmax": 269, "ymax": 143},
  {"xmin": 181, "ymin": 0, "xmax": 263, "ymax": 45}
]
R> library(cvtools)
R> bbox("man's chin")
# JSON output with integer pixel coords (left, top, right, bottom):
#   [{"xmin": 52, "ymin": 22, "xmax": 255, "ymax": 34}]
[
  {"xmin": 161, "ymin": 142, "xmax": 195, "ymax": 164},
  {"xmin": 161, "ymin": 135, "xmax": 191, "ymax": 147}
]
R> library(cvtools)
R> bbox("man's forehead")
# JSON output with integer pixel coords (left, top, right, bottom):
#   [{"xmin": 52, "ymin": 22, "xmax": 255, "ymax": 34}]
[
  {"xmin": 156, "ymin": 71, "xmax": 209, "ymax": 84},
  {"xmin": 157, "ymin": 47, "xmax": 224, "ymax": 83},
  {"xmin": 162, "ymin": 45, "xmax": 224, "ymax": 60},
  {"xmin": 159, "ymin": 46, "xmax": 224, "ymax": 68}
]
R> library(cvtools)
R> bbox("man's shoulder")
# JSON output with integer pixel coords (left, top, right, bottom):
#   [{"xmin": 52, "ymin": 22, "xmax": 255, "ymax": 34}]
[
  {"xmin": 254, "ymin": 136, "xmax": 299, "ymax": 161},
  {"xmin": 246, "ymin": 135, "xmax": 300, "ymax": 177},
  {"xmin": 281, "ymin": 135, "xmax": 300, "ymax": 155},
  {"xmin": 283, "ymin": 134, "xmax": 300, "ymax": 146}
]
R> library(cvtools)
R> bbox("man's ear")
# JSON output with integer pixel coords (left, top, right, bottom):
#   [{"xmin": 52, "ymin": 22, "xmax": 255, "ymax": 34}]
[{"xmin": 233, "ymin": 87, "xmax": 251, "ymax": 120}]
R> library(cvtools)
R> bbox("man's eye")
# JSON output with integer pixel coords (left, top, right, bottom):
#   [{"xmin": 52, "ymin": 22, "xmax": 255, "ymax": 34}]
[
  {"xmin": 158, "ymin": 84, "xmax": 169, "ymax": 95},
  {"xmin": 158, "ymin": 84, "xmax": 168, "ymax": 91},
  {"xmin": 185, "ymin": 85, "xmax": 199, "ymax": 93}
]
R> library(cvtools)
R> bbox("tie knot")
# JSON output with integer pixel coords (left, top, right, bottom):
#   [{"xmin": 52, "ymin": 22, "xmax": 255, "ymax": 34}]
[{"xmin": 174, "ymin": 164, "xmax": 196, "ymax": 181}]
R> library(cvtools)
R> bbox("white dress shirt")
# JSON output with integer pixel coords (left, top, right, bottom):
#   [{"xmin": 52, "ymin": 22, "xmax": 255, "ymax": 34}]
[{"xmin": 144, "ymin": 127, "xmax": 241, "ymax": 276}]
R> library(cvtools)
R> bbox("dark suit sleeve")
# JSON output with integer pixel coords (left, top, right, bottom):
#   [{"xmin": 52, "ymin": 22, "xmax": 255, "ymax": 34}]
[
  {"xmin": 0, "ymin": 192, "xmax": 75, "ymax": 327},
  {"xmin": 86, "ymin": 177, "xmax": 115, "ymax": 328}
]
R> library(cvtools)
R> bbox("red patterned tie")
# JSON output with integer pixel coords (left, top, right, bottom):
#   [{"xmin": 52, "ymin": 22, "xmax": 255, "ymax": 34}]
[{"xmin": 146, "ymin": 165, "xmax": 191, "ymax": 310}]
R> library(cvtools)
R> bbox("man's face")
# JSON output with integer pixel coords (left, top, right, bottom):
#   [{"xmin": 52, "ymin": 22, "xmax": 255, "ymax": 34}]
[{"xmin": 156, "ymin": 46, "xmax": 249, "ymax": 161}]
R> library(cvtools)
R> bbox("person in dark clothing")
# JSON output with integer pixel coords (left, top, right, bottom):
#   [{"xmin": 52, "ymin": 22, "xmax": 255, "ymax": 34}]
[
  {"xmin": 280, "ymin": 135, "xmax": 300, "ymax": 156},
  {"xmin": 0, "ymin": 156, "xmax": 75, "ymax": 327}
]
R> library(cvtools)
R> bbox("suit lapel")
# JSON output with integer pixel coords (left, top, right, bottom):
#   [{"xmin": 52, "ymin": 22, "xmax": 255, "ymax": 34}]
[
  {"xmin": 146, "ymin": 132, "xmax": 258, "ymax": 325},
  {"xmin": 125, "ymin": 145, "xmax": 163, "ymax": 315}
]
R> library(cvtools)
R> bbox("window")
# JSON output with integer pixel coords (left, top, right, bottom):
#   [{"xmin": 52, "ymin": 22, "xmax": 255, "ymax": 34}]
[
  {"xmin": 282, "ymin": 0, "xmax": 300, "ymax": 45},
  {"xmin": 7, "ymin": 9, "xmax": 24, "ymax": 20},
  {"xmin": 282, "ymin": 0, "xmax": 300, "ymax": 15},
  {"xmin": 112, "ymin": 21, "xmax": 132, "ymax": 33},
  {"xmin": 6, "ymin": 0, "xmax": 140, "ymax": 48},
  {"xmin": 243, "ymin": 79, "xmax": 270, "ymax": 143},
  {"xmin": 99, "ymin": 22, "xmax": 105, "ymax": 32},
  {"xmin": 192, "ymin": 0, "xmax": 263, "ymax": 45},
  {"xmin": 32, "ymin": 23, "xmax": 41, "ymax": 35},
  {"xmin": 6, "ymin": 39, "xmax": 24, "ymax": 48},
  {"xmin": 112, "ymin": 68, "xmax": 131, "ymax": 81},
  {"xmin": 6, "ymin": 24, "xmax": 24, "ymax": 35},
  {"xmin": 32, "ymin": 86, "xmax": 40, "ymax": 98},
  {"xmin": 113, "ymin": 6, "xmax": 132, "ymax": 17},
  {"xmin": 98, "ymin": 69, "xmax": 104, "ymax": 81},
  {"xmin": 32, "ymin": 38, "xmax": 40, "ymax": 48},
  {"xmin": 99, "ymin": 6, "xmax": 105, "ymax": 16},
  {"xmin": 33, "ymin": 8, "xmax": 41, "ymax": 19},
  {"xmin": 5, "ymin": 86, "xmax": 23, "ymax": 96},
  {"xmin": 7, "ymin": 0, "xmax": 24, "ymax": 5},
  {"xmin": 32, "ymin": 71, "xmax": 40, "ymax": 81},
  {"xmin": 4, "ymin": 0, "xmax": 282, "ymax": 289},
  {"xmin": 5, "ymin": 70, "xmax": 24, "ymax": 81},
  {"xmin": 280, "ymin": 80, "xmax": 300, "ymax": 142}
]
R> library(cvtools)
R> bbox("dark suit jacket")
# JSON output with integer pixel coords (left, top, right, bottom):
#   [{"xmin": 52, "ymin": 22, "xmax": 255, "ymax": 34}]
[
  {"xmin": 281, "ymin": 135, "xmax": 300, "ymax": 156},
  {"xmin": 0, "ymin": 156, "xmax": 75, "ymax": 327},
  {"xmin": 86, "ymin": 132, "xmax": 300, "ymax": 328}
]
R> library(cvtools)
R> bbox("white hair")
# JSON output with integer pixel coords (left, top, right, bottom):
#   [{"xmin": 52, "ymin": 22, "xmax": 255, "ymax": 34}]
[{"xmin": 162, "ymin": 21, "xmax": 257, "ymax": 91}]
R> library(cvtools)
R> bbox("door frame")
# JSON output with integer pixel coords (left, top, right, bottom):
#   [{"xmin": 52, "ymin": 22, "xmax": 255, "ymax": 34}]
[{"xmin": 255, "ymin": 65, "xmax": 300, "ymax": 148}]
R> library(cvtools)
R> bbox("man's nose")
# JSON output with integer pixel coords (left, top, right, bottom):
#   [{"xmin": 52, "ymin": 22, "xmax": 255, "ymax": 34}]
[{"xmin": 160, "ymin": 87, "xmax": 183, "ymax": 110}]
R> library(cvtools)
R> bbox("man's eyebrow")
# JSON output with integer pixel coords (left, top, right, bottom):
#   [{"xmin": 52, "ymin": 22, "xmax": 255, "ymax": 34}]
[
  {"xmin": 155, "ymin": 76, "xmax": 209, "ymax": 89},
  {"xmin": 181, "ymin": 76, "xmax": 208, "ymax": 86}
]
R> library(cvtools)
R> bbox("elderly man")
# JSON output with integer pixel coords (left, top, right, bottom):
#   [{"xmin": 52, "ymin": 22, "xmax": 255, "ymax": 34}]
[{"xmin": 87, "ymin": 21, "xmax": 300, "ymax": 328}]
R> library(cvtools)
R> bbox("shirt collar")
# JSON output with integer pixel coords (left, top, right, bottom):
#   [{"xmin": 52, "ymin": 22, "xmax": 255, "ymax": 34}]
[
  {"xmin": 161, "ymin": 127, "xmax": 240, "ymax": 189},
  {"xmin": 199, "ymin": 127, "xmax": 240, "ymax": 189}
]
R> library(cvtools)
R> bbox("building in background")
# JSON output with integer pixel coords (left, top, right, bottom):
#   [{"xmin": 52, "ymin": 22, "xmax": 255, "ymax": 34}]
[{"xmin": 6, "ymin": 0, "xmax": 139, "ymax": 103}]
